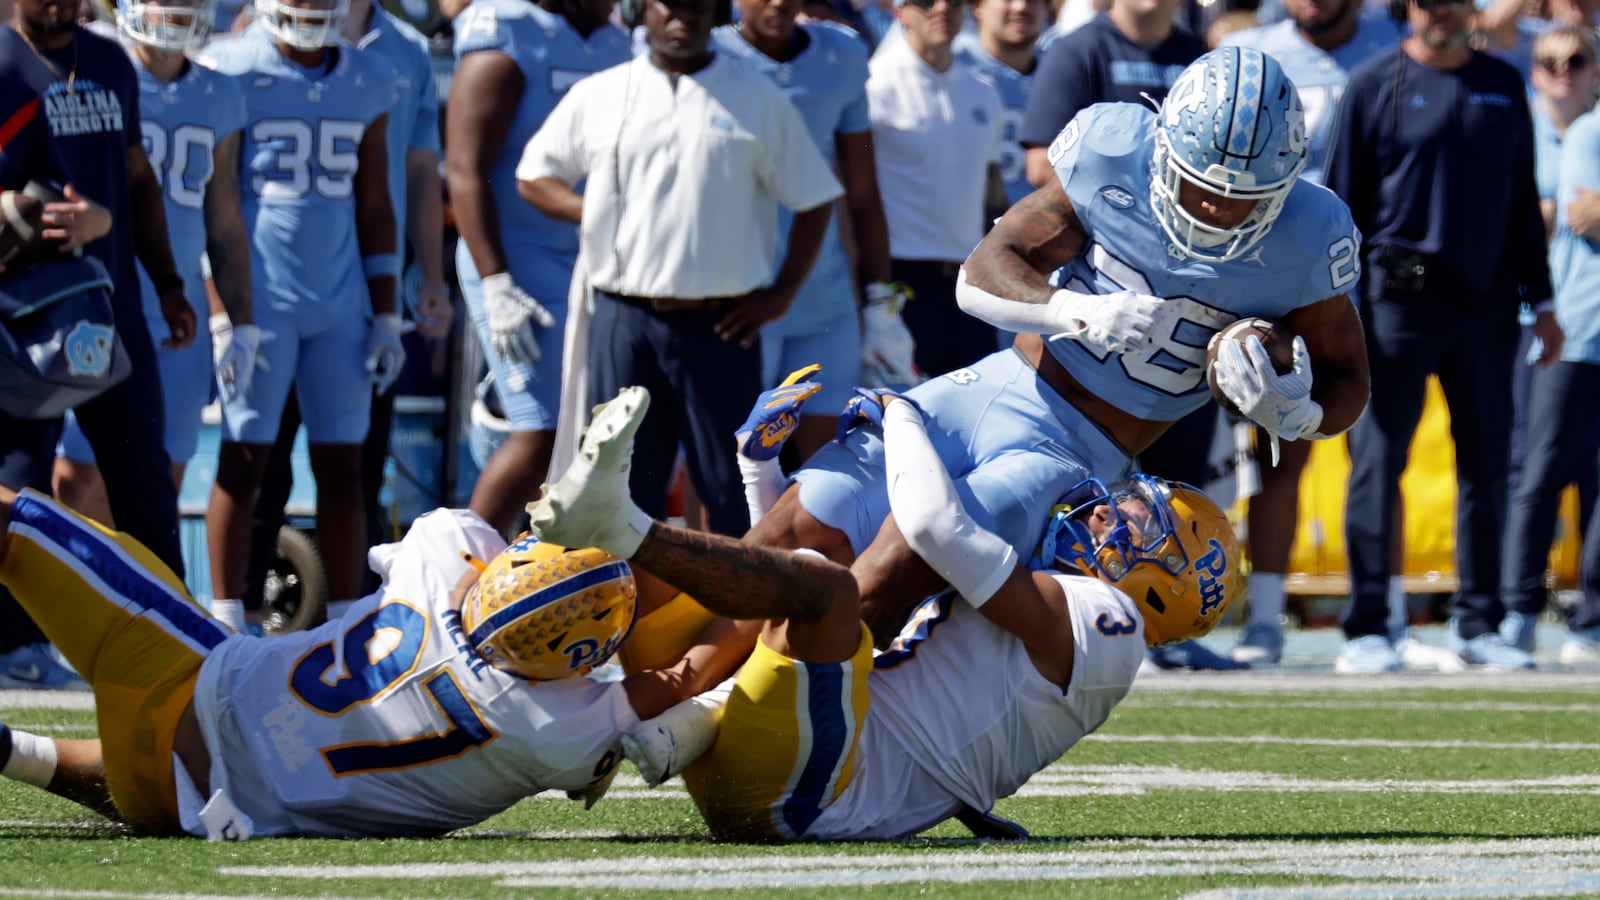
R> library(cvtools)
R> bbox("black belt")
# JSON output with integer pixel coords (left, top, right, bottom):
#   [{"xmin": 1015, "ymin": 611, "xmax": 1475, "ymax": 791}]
[
  {"xmin": 892, "ymin": 259, "xmax": 964, "ymax": 279},
  {"xmin": 597, "ymin": 290, "xmax": 735, "ymax": 314}
]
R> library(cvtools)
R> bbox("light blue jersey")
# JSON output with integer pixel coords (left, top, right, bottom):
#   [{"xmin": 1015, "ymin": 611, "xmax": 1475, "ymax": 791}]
[
  {"xmin": 1222, "ymin": 16, "xmax": 1399, "ymax": 184},
  {"xmin": 956, "ymin": 34, "xmax": 1036, "ymax": 206},
  {"xmin": 452, "ymin": 0, "xmax": 630, "ymax": 253},
  {"xmin": 711, "ymin": 22, "xmax": 869, "ymax": 337},
  {"xmin": 1535, "ymin": 105, "xmax": 1561, "ymax": 204},
  {"xmin": 202, "ymin": 29, "xmax": 397, "ymax": 326},
  {"xmin": 1549, "ymin": 111, "xmax": 1600, "ymax": 363},
  {"xmin": 356, "ymin": 6, "xmax": 440, "ymax": 235},
  {"xmin": 1046, "ymin": 103, "xmax": 1361, "ymax": 421}
]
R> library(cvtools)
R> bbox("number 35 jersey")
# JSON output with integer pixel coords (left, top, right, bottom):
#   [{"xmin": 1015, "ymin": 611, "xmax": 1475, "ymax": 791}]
[
  {"xmin": 1044, "ymin": 102, "xmax": 1362, "ymax": 421},
  {"xmin": 189, "ymin": 509, "xmax": 640, "ymax": 838},
  {"xmin": 200, "ymin": 29, "xmax": 396, "ymax": 325}
]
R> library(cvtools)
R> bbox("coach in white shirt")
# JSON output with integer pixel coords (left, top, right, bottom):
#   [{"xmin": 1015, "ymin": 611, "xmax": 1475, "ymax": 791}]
[
  {"xmin": 517, "ymin": 0, "xmax": 843, "ymax": 537},
  {"xmin": 869, "ymin": 0, "xmax": 1004, "ymax": 379}
]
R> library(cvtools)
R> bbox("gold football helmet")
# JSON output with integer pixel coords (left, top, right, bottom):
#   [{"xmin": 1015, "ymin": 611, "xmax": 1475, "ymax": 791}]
[
  {"xmin": 460, "ymin": 534, "xmax": 638, "ymax": 681},
  {"xmin": 1040, "ymin": 475, "xmax": 1241, "ymax": 646}
]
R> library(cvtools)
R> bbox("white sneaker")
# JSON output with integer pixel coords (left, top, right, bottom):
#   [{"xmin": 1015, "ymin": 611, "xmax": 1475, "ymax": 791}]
[
  {"xmin": 1335, "ymin": 635, "xmax": 1402, "ymax": 674},
  {"xmin": 621, "ymin": 679, "xmax": 731, "ymax": 787},
  {"xmin": 527, "ymin": 387, "xmax": 654, "ymax": 557},
  {"xmin": 1559, "ymin": 630, "xmax": 1600, "ymax": 667},
  {"xmin": 1396, "ymin": 634, "xmax": 1466, "ymax": 673}
]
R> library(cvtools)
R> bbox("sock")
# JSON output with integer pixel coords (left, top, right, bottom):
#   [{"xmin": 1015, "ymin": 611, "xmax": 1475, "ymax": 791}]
[
  {"xmin": 211, "ymin": 599, "xmax": 245, "ymax": 633},
  {"xmin": 0, "ymin": 724, "xmax": 58, "ymax": 788},
  {"xmin": 737, "ymin": 450, "xmax": 787, "ymax": 527},
  {"xmin": 1247, "ymin": 572, "xmax": 1285, "ymax": 627},
  {"xmin": 1387, "ymin": 576, "xmax": 1408, "ymax": 638}
]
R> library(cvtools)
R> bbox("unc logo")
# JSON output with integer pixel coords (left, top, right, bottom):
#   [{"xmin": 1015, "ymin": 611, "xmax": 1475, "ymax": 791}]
[
  {"xmin": 1194, "ymin": 538, "xmax": 1230, "ymax": 618},
  {"xmin": 1283, "ymin": 104, "xmax": 1308, "ymax": 156},
  {"xmin": 944, "ymin": 368, "xmax": 981, "ymax": 385},
  {"xmin": 64, "ymin": 321, "xmax": 114, "ymax": 378},
  {"xmin": 1099, "ymin": 186, "xmax": 1135, "ymax": 209}
]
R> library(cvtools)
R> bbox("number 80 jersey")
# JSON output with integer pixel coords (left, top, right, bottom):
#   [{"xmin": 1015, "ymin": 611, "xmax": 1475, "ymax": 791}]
[
  {"xmin": 200, "ymin": 27, "xmax": 397, "ymax": 322},
  {"xmin": 1044, "ymin": 102, "xmax": 1362, "ymax": 422},
  {"xmin": 189, "ymin": 510, "xmax": 640, "ymax": 838}
]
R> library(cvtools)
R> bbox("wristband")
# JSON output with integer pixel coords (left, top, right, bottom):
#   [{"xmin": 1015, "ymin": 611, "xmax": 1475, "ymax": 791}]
[{"xmin": 362, "ymin": 253, "xmax": 402, "ymax": 280}]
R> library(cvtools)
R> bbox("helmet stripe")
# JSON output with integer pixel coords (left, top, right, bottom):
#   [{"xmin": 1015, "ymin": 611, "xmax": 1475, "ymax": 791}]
[{"xmin": 466, "ymin": 560, "xmax": 633, "ymax": 649}]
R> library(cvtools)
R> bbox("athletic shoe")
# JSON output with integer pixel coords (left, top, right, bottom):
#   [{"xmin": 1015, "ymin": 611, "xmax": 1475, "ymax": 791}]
[
  {"xmin": 1450, "ymin": 619, "xmax": 1534, "ymax": 670},
  {"xmin": 527, "ymin": 386, "xmax": 653, "ymax": 557},
  {"xmin": 1230, "ymin": 621, "xmax": 1284, "ymax": 664},
  {"xmin": 1558, "ymin": 627, "xmax": 1600, "ymax": 667},
  {"xmin": 1499, "ymin": 611, "xmax": 1538, "ymax": 653},
  {"xmin": 1395, "ymin": 633, "xmax": 1466, "ymax": 674},
  {"xmin": 0, "ymin": 643, "xmax": 90, "ymax": 691},
  {"xmin": 1145, "ymin": 639, "xmax": 1250, "ymax": 671},
  {"xmin": 1335, "ymin": 635, "xmax": 1401, "ymax": 674},
  {"xmin": 954, "ymin": 806, "xmax": 1031, "ymax": 840},
  {"xmin": 621, "ymin": 681, "xmax": 730, "ymax": 787}
]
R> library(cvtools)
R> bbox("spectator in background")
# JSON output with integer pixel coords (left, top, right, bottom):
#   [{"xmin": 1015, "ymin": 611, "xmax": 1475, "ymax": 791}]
[
  {"xmin": 1019, "ymin": 0, "xmax": 1203, "ymax": 189},
  {"xmin": 957, "ymin": 0, "xmax": 1049, "ymax": 209},
  {"xmin": 0, "ymin": 0, "xmax": 196, "ymax": 688},
  {"xmin": 1325, "ymin": 0, "xmax": 1558, "ymax": 673},
  {"xmin": 869, "ymin": 0, "xmax": 1005, "ymax": 378},
  {"xmin": 200, "ymin": 0, "xmax": 403, "ymax": 631},
  {"xmin": 445, "ymin": 0, "xmax": 628, "ymax": 535},
  {"xmin": 1219, "ymin": 0, "xmax": 1398, "ymax": 665},
  {"xmin": 51, "ymin": 0, "xmax": 257, "ymax": 559},
  {"xmin": 516, "ymin": 0, "xmax": 842, "ymax": 537},
  {"xmin": 1204, "ymin": 8, "xmax": 1256, "ymax": 47},
  {"xmin": 1502, "ymin": 31, "xmax": 1600, "ymax": 665},
  {"xmin": 714, "ymin": 0, "xmax": 906, "ymax": 460}
]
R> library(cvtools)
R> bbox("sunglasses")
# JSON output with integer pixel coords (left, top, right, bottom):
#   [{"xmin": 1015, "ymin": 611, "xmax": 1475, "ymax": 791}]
[
  {"xmin": 1412, "ymin": 0, "xmax": 1470, "ymax": 10},
  {"xmin": 1538, "ymin": 54, "xmax": 1593, "ymax": 73},
  {"xmin": 901, "ymin": 0, "xmax": 967, "ymax": 9}
]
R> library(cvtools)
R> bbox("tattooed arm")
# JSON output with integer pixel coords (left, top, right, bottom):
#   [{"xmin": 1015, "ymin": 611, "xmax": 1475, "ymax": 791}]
[
  {"xmin": 960, "ymin": 177, "xmax": 1087, "ymax": 306},
  {"xmin": 630, "ymin": 522, "xmax": 854, "ymax": 624}
]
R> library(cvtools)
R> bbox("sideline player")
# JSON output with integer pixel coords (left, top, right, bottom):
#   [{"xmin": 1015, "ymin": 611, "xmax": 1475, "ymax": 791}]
[
  {"xmin": 748, "ymin": 47, "xmax": 1371, "ymax": 643},
  {"xmin": 54, "ymin": 0, "xmax": 257, "ymax": 527},
  {"xmin": 530, "ymin": 385, "xmax": 1242, "ymax": 840}
]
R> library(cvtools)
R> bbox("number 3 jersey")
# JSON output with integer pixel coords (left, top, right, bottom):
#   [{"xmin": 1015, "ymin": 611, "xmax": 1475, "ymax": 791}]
[
  {"xmin": 1044, "ymin": 102, "xmax": 1362, "ymax": 421},
  {"xmin": 186, "ymin": 510, "xmax": 640, "ymax": 838},
  {"xmin": 199, "ymin": 29, "xmax": 396, "ymax": 327}
]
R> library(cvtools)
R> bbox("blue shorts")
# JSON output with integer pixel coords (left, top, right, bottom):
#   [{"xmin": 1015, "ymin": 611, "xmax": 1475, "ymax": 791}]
[
  {"xmin": 793, "ymin": 347, "xmax": 1132, "ymax": 557},
  {"xmin": 59, "ymin": 316, "xmax": 214, "ymax": 465},
  {"xmin": 760, "ymin": 305, "xmax": 862, "ymax": 414},
  {"xmin": 455, "ymin": 238, "xmax": 569, "ymax": 431},
  {"xmin": 219, "ymin": 307, "xmax": 370, "ymax": 445}
]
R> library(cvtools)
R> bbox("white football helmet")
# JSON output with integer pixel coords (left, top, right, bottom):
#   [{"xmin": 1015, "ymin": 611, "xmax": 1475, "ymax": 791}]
[
  {"xmin": 116, "ymin": 0, "xmax": 217, "ymax": 50},
  {"xmin": 1150, "ymin": 47, "xmax": 1308, "ymax": 263},
  {"xmin": 254, "ymin": 0, "xmax": 348, "ymax": 50}
]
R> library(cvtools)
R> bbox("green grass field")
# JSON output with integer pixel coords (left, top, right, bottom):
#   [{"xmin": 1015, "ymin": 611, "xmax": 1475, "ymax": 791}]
[{"xmin": 4, "ymin": 670, "xmax": 1600, "ymax": 899}]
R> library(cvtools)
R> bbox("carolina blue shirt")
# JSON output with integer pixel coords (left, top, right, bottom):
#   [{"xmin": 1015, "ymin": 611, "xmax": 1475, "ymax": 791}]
[
  {"xmin": 712, "ymin": 21, "xmax": 869, "ymax": 334},
  {"xmin": 129, "ymin": 55, "xmax": 247, "ymax": 322},
  {"xmin": 1534, "ymin": 104, "xmax": 1562, "ymax": 203},
  {"xmin": 1221, "ymin": 15, "xmax": 1400, "ymax": 184},
  {"xmin": 1549, "ymin": 110, "xmax": 1600, "ymax": 362},
  {"xmin": 202, "ymin": 31, "xmax": 397, "ymax": 321},
  {"xmin": 1326, "ymin": 46, "xmax": 1550, "ymax": 304},
  {"xmin": 1018, "ymin": 13, "xmax": 1204, "ymax": 149},
  {"xmin": 1044, "ymin": 103, "xmax": 1360, "ymax": 420},
  {"xmin": 955, "ymin": 34, "xmax": 1037, "ymax": 205},
  {"xmin": 355, "ymin": 6, "xmax": 440, "ymax": 238},
  {"xmin": 453, "ymin": 0, "xmax": 630, "ymax": 253}
]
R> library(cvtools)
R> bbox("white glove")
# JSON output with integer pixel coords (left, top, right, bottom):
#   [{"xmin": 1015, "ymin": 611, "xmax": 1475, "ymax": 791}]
[
  {"xmin": 209, "ymin": 313, "xmax": 266, "ymax": 403},
  {"xmin": 1049, "ymin": 289, "xmax": 1168, "ymax": 355},
  {"xmin": 482, "ymin": 271, "xmax": 555, "ymax": 364},
  {"xmin": 1212, "ymin": 334, "xmax": 1323, "ymax": 440},
  {"xmin": 860, "ymin": 282, "xmax": 922, "ymax": 389},
  {"xmin": 365, "ymin": 312, "xmax": 407, "ymax": 396}
]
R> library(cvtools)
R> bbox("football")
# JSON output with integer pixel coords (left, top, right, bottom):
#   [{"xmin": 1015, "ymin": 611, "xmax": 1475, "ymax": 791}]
[
  {"xmin": 1205, "ymin": 317, "xmax": 1297, "ymax": 417},
  {"xmin": 0, "ymin": 187, "xmax": 44, "ymax": 266}
]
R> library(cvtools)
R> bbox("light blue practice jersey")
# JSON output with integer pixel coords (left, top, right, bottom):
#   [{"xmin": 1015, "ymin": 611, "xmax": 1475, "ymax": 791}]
[
  {"xmin": 357, "ymin": 6, "xmax": 441, "ymax": 234},
  {"xmin": 1549, "ymin": 111, "xmax": 1600, "ymax": 363},
  {"xmin": 711, "ymin": 22, "xmax": 869, "ymax": 335},
  {"xmin": 1222, "ymin": 16, "xmax": 1399, "ymax": 184},
  {"xmin": 1045, "ymin": 103, "xmax": 1361, "ymax": 421},
  {"xmin": 132, "ymin": 55, "xmax": 247, "ymax": 323},
  {"xmin": 956, "ymin": 35, "xmax": 1036, "ymax": 205},
  {"xmin": 452, "ymin": 0, "xmax": 630, "ymax": 253},
  {"xmin": 202, "ymin": 30, "xmax": 397, "ymax": 323}
]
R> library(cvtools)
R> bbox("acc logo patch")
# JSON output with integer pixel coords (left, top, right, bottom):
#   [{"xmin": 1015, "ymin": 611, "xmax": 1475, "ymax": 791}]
[
  {"xmin": 64, "ymin": 321, "xmax": 114, "ymax": 378},
  {"xmin": 1099, "ymin": 186, "xmax": 1135, "ymax": 209}
]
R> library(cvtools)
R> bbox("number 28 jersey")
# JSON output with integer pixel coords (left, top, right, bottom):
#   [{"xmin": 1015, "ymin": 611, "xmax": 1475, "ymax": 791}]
[
  {"xmin": 1044, "ymin": 102, "xmax": 1362, "ymax": 421},
  {"xmin": 189, "ymin": 509, "xmax": 639, "ymax": 837},
  {"xmin": 200, "ymin": 29, "xmax": 396, "ymax": 323}
]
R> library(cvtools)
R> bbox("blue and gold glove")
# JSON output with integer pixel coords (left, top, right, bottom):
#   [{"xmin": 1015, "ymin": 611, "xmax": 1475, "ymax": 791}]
[
  {"xmin": 834, "ymin": 386, "xmax": 922, "ymax": 444},
  {"xmin": 736, "ymin": 364, "xmax": 823, "ymax": 461}
]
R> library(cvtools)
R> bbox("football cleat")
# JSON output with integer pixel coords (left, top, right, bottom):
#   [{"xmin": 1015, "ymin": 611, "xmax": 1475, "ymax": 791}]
[
  {"xmin": 528, "ymin": 387, "xmax": 653, "ymax": 558},
  {"xmin": 1335, "ymin": 635, "xmax": 1401, "ymax": 674},
  {"xmin": 622, "ymin": 680, "xmax": 730, "ymax": 787}
]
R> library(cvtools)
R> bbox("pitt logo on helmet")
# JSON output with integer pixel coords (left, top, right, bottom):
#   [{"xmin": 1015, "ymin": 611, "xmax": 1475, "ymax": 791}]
[{"xmin": 460, "ymin": 537, "xmax": 638, "ymax": 682}]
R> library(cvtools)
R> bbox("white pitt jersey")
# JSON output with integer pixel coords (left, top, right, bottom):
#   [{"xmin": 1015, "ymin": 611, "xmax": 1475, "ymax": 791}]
[
  {"xmin": 188, "ymin": 509, "xmax": 638, "ymax": 838},
  {"xmin": 809, "ymin": 576, "xmax": 1146, "ymax": 839}
]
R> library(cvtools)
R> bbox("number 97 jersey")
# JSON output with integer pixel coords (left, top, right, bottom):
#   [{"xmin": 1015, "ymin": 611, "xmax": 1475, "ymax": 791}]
[
  {"xmin": 1043, "ymin": 102, "xmax": 1362, "ymax": 422},
  {"xmin": 199, "ymin": 27, "xmax": 397, "ymax": 323}
]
